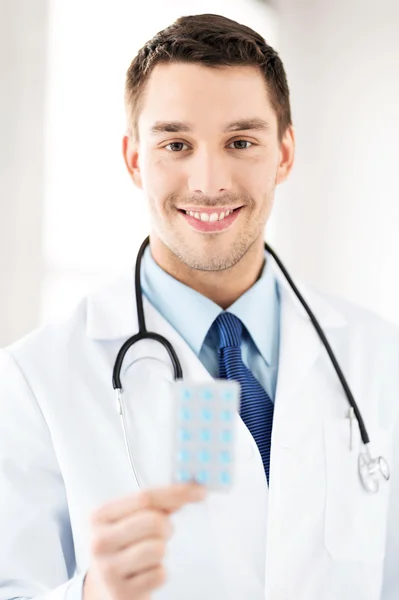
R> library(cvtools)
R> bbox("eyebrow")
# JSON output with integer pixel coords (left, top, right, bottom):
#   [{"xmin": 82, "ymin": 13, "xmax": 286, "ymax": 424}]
[{"xmin": 149, "ymin": 118, "xmax": 271, "ymax": 134}]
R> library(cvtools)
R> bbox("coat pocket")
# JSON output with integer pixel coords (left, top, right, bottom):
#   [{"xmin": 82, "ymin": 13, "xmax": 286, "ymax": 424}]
[{"xmin": 323, "ymin": 418, "xmax": 391, "ymax": 563}]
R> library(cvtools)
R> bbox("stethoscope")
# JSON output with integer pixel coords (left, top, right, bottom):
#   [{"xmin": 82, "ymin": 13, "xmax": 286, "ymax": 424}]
[{"xmin": 112, "ymin": 235, "xmax": 390, "ymax": 494}]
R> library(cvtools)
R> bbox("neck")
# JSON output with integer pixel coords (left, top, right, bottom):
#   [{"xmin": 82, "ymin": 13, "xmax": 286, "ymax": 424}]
[{"xmin": 149, "ymin": 234, "xmax": 266, "ymax": 309}]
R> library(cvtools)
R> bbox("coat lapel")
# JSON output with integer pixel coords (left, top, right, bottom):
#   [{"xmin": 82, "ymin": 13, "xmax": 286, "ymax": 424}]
[
  {"xmin": 270, "ymin": 257, "xmax": 347, "ymax": 446},
  {"xmin": 265, "ymin": 256, "xmax": 348, "ymax": 597}
]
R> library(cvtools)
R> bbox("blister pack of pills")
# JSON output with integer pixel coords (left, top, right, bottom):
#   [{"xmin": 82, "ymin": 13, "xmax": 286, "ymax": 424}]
[{"xmin": 170, "ymin": 380, "xmax": 241, "ymax": 491}]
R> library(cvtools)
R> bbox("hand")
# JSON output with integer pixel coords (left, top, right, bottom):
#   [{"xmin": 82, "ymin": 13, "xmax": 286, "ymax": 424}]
[{"xmin": 83, "ymin": 483, "xmax": 206, "ymax": 600}]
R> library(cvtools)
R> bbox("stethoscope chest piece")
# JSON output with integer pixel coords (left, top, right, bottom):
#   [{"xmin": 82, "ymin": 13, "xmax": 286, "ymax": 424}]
[{"xmin": 358, "ymin": 444, "xmax": 390, "ymax": 494}]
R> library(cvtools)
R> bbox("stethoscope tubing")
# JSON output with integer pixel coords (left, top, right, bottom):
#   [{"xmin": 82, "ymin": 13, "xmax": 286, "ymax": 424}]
[{"xmin": 112, "ymin": 235, "xmax": 369, "ymax": 446}]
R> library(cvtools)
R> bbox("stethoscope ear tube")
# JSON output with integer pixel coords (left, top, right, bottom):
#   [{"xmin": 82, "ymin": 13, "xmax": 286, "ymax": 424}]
[
  {"xmin": 112, "ymin": 236, "xmax": 183, "ymax": 391},
  {"xmin": 134, "ymin": 236, "xmax": 150, "ymax": 335},
  {"xmin": 264, "ymin": 242, "xmax": 370, "ymax": 448}
]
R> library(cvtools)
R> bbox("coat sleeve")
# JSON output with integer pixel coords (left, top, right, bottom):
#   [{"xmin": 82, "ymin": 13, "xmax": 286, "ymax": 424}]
[
  {"xmin": 381, "ymin": 398, "xmax": 399, "ymax": 599},
  {"xmin": 0, "ymin": 349, "xmax": 85, "ymax": 600},
  {"xmin": 380, "ymin": 327, "xmax": 399, "ymax": 600}
]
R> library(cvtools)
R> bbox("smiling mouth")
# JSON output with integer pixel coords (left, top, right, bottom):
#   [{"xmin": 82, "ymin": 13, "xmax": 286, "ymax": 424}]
[
  {"xmin": 178, "ymin": 206, "xmax": 243, "ymax": 233},
  {"xmin": 177, "ymin": 206, "xmax": 242, "ymax": 223}
]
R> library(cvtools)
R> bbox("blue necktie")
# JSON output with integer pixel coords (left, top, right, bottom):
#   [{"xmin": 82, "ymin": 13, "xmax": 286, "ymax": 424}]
[{"xmin": 214, "ymin": 312, "xmax": 274, "ymax": 484}]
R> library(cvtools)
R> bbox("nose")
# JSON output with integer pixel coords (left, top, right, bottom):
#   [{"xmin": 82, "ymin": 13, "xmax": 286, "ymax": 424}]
[{"xmin": 187, "ymin": 149, "xmax": 233, "ymax": 196}]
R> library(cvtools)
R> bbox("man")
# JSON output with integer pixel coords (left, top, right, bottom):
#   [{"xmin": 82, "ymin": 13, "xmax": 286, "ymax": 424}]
[{"xmin": 1, "ymin": 12, "xmax": 399, "ymax": 600}]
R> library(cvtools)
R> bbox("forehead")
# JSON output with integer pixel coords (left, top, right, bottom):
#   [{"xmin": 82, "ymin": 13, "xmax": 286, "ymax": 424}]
[{"xmin": 137, "ymin": 62, "xmax": 276, "ymax": 133}]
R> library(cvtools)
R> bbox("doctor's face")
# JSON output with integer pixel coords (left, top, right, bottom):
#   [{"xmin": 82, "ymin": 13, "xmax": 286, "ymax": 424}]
[{"xmin": 124, "ymin": 62, "xmax": 294, "ymax": 271}]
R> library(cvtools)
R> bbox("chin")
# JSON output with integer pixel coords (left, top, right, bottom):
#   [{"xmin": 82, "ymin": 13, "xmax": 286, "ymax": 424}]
[{"xmin": 181, "ymin": 246, "xmax": 242, "ymax": 272}]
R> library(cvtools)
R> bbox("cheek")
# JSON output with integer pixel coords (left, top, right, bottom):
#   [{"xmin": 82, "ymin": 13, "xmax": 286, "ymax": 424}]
[
  {"xmin": 142, "ymin": 153, "xmax": 184, "ymax": 197},
  {"xmin": 238, "ymin": 155, "xmax": 276, "ymax": 198}
]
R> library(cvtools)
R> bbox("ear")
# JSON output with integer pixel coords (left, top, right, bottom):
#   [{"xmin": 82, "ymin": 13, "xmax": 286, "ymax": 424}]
[
  {"xmin": 122, "ymin": 133, "xmax": 142, "ymax": 189},
  {"xmin": 275, "ymin": 125, "xmax": 295, "ymax": 185}
]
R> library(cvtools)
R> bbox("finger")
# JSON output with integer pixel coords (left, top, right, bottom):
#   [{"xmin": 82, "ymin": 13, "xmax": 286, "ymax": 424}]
[
  {"xmin": 93, "ymin": 510, "xmax": 172, "ymax": 554},
  {"xmin": 145, "ymin": 483, "xmax": 206, "ymax": 512},
  {"xmin": 127, "ymin": 565, "xmax": 166, "ymax": 596},
  {"xmin": 93, "ymin": 483, "xmax": 206, "ymax": 524},
  {"xmin": 108, "ymin": 539, "xmax": 166, "ymax": 578}
]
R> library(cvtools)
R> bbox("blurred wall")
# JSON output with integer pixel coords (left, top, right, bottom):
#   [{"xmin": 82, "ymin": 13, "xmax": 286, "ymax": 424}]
[
  {"xmin": 0, "ymin": 0, "xmax": 49, "ymax": 346},
  {"xmin": 1, "ymin": 0, "xmax": 398, "ymax": 348},
  {"xmin": 269, "ymin": 0, "xmax": 399, "ymax": 325}
]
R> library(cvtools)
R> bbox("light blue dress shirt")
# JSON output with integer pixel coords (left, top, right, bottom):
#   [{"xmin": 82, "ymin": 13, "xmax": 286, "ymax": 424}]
[{"xmin": 141, "ymin": 246, "xmax": 281, "ymax": 401}]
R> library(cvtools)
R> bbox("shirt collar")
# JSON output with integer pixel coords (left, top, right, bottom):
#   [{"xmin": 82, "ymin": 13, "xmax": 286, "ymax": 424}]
[
  {"xmin": 141, "ymin": 246, "xmax": 221, "ymax": 356},
  {"xmin": 141, "ymin": 246, "xmax": 279, "ymax": 367},
  {"xmin": 228, "ymin": 257, "xmax": 279, "ymax": 366}
]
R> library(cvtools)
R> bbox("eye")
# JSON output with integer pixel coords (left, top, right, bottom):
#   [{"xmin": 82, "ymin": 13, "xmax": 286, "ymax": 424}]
[
  {"xmin": 165, "ymin": 142, "xmax": 189, "ymax": 152},
  {"xmin": 229, "ymin": 140, "xmax": 253, "ymax": 150}
]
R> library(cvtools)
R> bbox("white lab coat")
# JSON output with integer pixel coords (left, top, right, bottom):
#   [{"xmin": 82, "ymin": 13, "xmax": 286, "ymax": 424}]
[{"xmin": 1, "ymin": 254, "xmax": 399, "ymax": 600}]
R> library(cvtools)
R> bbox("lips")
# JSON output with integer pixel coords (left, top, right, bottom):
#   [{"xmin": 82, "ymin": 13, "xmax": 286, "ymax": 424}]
[{"xmin": 179, "ymin": 207, "xmax": 242, "ymax": 232}]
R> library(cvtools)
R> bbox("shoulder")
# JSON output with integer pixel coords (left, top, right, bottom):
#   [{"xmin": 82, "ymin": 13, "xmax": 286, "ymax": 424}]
[
  {"xmin": 5, "ymin": 267, "xmax": 137, "ymax": 361},
  {"xmin": 2, "ymin": 296, "xmax": 90, "ymax": 373},
  {"xmin": 303, "ymin": 285, "xmax": 399, "ymax": 378},
  {"xmin": 317, "ymin": 287, "xmax": 399, "ymax": 343}
]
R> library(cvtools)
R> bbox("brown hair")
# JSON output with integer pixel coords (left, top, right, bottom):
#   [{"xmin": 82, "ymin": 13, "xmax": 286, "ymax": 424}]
[{"xmin": 125, "ymin": 13, "xmax": 292, "ymax": 142}]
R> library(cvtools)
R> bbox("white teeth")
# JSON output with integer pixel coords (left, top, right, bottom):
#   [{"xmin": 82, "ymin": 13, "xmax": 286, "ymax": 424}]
[{"xmin": 185, "ymin": 209, "xmax": 236, "ymax": 221}]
